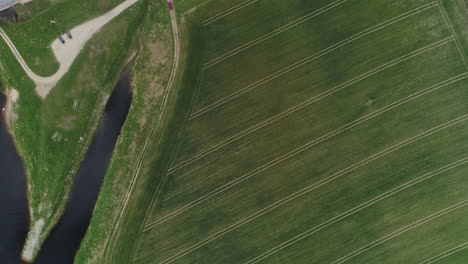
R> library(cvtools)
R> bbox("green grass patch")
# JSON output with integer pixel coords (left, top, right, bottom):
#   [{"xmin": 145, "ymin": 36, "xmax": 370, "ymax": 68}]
[
  {"xmin": 1, "ymin": 0, "xmax": 124, "ymax": 76},
  {"xmin": 75, "ymin": 1, "xmax": 192, "ymax": 262},
  {"xmin": 0, "ymin": 0, "xmax": 145, "ymax": 259}
]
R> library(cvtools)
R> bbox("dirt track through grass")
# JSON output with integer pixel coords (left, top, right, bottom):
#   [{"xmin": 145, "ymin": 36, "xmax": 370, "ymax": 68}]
[{"xmin": 102, "ymin": 5, "xmax": 181, "ymax": 261}]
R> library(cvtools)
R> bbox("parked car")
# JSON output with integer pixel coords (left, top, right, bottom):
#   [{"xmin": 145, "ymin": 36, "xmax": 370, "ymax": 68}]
[
  {"xmin": 168, "ymin": 1, "xmax": 174, "ymax": 9},
  {"xmin": 66, "ymin": 30, "xmax": 72, "ymax": 39},
  {"xmin": 58, "ymin": 36, "xmax": 65, "ymax": 44}
]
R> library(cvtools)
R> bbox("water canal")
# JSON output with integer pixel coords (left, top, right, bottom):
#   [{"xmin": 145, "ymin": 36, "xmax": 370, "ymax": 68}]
[
  {"xmin": 0, "ymin": 91, "xmax": 29, "ymax": 264},
  {"xmin": 34, "ymin": 72, "xmax": 132, "ymax": 263}
]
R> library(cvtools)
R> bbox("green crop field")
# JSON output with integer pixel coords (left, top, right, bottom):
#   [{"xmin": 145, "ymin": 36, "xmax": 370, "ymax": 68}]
[{"xmin": 114, "ymin": 0, "xmax": 468, "ymax": 263}]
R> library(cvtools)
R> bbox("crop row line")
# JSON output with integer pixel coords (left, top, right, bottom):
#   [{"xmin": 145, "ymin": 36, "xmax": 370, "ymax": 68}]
[
  {"xmin": 190, "ymin": 1, "xmax": 439, "ymax": 119},
  {"xmin": 419, "ymin": 242, "xmax": 468, "ymax": 264},
  {"xmin": 146, "ymin": 87, "xmax": 468, "ymax": 232},
  {"xmin": 203, "ymin": 0, "xmax": 259, "ymax": 26},
  {"xmin": 159, "ymin": 118, "xmax": 468, "ymax": 264},
  {"xmin": 202, "ymin": 0, "xmax": 352, "ymax": 68},
  {"xmin": 172, "ymin": 35, "xmax": 453, "ymax": 175},
  {"xmin": 437, "ymin": 2, "xmax": 468, "ymax": 70}
]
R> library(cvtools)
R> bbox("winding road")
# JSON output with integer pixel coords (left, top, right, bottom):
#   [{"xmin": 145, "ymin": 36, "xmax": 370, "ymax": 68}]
[{"xmin": 0, "ymin": 0, "xmax": 139, "ymax": 98}]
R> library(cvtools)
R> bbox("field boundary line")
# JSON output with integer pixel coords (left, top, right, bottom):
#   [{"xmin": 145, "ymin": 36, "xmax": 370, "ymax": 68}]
[
  {"xmin": 437, "ymin": 1, "xmax": 468, "ymax": 70},
  {"xmin": 166, "ymin": 25, "xmax": 210, "ymax": 170},
  {"xmin": 419, "ymin": 242, "xmax": 468, "ymax": 264},
  {"xmin": 245, "ymin": 160, "xmax": 468, "ymax": 264},
  {"xmin": 139, "ymin": 14, "xmax": 211, "ymax": 241},
  {"xmin": 170, "ymin": 36, "xmax": 453, "ymax": 174},
  {"xmin": 203, "ymin": 0, "xmax": 259, "ymax": 26},
  {"xmin": 146, "ymin": 72, "xmax": 468, "ymax": 230},
  {"xmin": 190, "ymin": 1, "xmax": 439, "ymax": 119},
  {"xmin": 202, "ymin": 0, "xmax": 351, "ymax": 68},
  {"xmin": 103, "ymin": 7, "xmax": 181, "ymax": 261},
  {"xmin": 158, "ymin": 127, "xmax": 468, "ymax": 264},
  {"xmin": 330, "ymin": 200, "xmax": 468, "ymax": 264}
]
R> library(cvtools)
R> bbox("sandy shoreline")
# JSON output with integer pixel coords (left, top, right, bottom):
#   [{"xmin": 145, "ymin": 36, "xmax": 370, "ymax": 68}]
[{"xmin": 3, "ymin": 88, "xmax": 18, "ymax": 128}]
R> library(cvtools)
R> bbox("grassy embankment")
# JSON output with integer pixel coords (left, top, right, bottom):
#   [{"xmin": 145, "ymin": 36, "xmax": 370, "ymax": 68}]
[
  {"xmin": 75, "ymin": 0, "xmax": 194, "ymax": 262},
  {"xmin": 0, "ymin": 0, "xmax": 145, "ymax": 260},
  {"xmin": 126, "ymin": 0, "xmax": 468, "ymax": 263}
]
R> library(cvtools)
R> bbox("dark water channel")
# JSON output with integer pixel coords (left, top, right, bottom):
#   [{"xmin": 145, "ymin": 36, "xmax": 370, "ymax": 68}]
[
  {"xmin": 0, "ymin": 92, "xmax": 30, "ymax": 264},
  {"xmin": 33, "ymin": 72, "xmax": 132, "ymax": 264}
]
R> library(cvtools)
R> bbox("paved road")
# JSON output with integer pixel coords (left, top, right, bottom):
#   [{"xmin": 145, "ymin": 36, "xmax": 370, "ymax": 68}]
[{"xmin": 0, "ymin": 0, "xmax": 139, "ymax": 98}]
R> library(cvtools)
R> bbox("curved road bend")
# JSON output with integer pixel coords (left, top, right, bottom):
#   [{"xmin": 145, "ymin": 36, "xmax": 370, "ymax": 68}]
[{"xmin": 0, "ymin": 0, "xmax": 139, "ymax": 98}]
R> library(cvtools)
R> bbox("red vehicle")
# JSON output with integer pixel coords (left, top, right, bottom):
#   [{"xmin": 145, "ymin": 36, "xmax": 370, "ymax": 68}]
[{"xmin": 168, "ymin": 1, "xmax": 174, "ymax": 9}]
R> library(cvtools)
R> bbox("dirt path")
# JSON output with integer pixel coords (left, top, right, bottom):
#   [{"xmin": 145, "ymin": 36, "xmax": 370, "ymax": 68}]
[
  {"xmin": 113, "ymin": 1, "xmax": 180, "ymax": 234},
  {"xmin": 0, "ymin": 0, "xmax": 139, "ymax": 98},
  {"xmin": 103, "ymin": 2, "xmax": 181, "ymax": 261}
]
